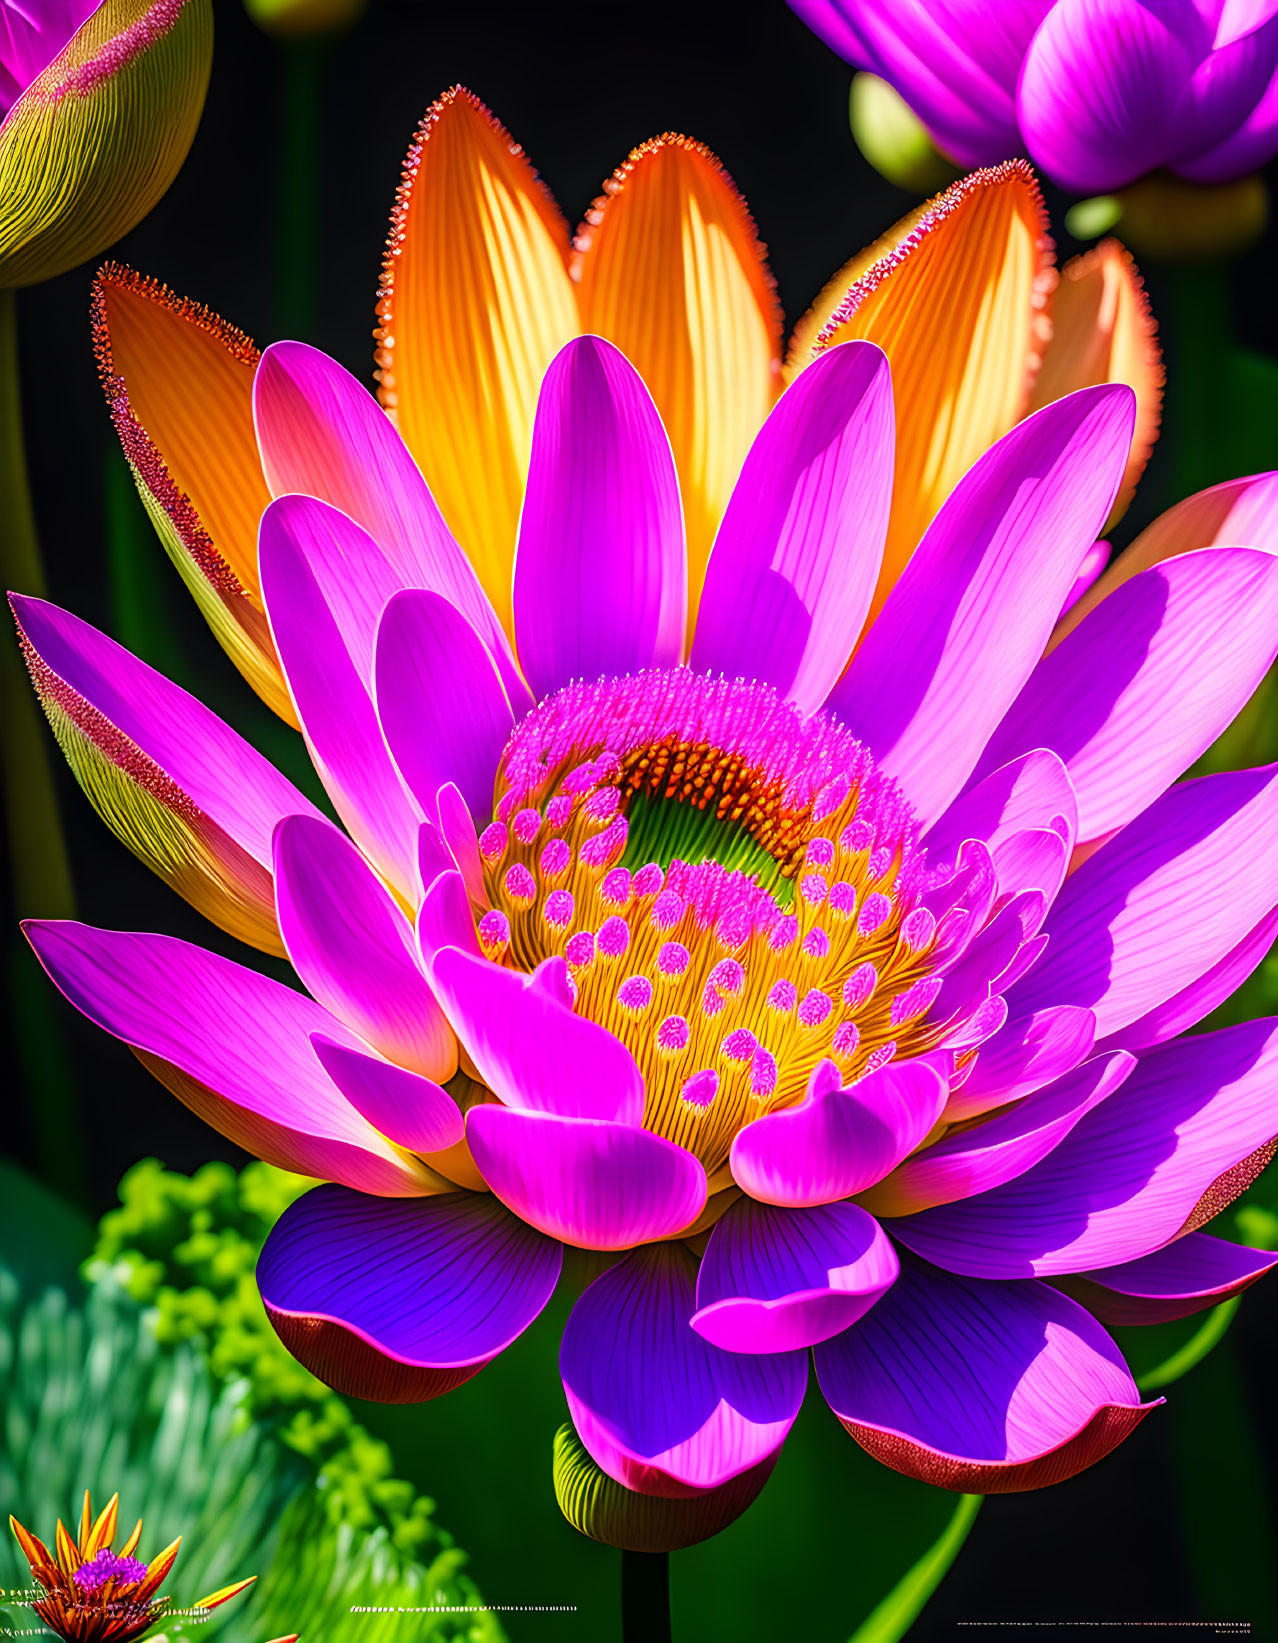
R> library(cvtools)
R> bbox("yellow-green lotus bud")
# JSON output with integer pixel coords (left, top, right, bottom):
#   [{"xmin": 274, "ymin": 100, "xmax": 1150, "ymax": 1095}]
[
  {"xmin": 243, "ymin": 0, "xmax": 367, "ymax": 39},
  {"xmin": 849, "ymin": 73, "xmax": 959, "ymax": 196},
  {"xmin": 1073, "ymin": 172, "xmax": 1269, "ymax": 264},
  {"xmin": 0, "ymin": 0, "xmax": 213, "ymax": 289}
]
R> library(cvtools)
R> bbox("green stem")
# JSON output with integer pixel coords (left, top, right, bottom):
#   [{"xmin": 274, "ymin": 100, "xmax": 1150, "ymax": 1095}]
[
  {"xmin": 1163, "ymin": 263, "xmax": 1234, "ymax": 499},
  {"xmin": 274, "ymin": 38, "xmax": 329, "ymax": 340},
  {"xmin": 621, "ymin": 1550, "xmax": 671, "ymax": 1643},
  {"xmin": 1, "ymin": 286, "xmax": 85, "ymax": 1204}
]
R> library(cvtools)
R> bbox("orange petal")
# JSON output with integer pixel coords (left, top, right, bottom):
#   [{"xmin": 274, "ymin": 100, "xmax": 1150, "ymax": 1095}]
[
  {"xmin": 194, "ymin": 1574, "xmax": 256, "ymax": 1610},
  {"xmin": 78, "ymin": 1491, "xmax": 92, "ymax": 1553},
  {"xmin": 1053, "ymin": 470, "xmax": 1278, "ymax": 646},
  {"xmin": 0, "ymin": 0, "xmax": 212, "ymax": 288},
  {"xmin": 85, "ymin": 1494, "xmax": 119, "ymax": 1557},
  {"xmin": 801, "ymin": 162, "xmax": 1055, "ymax": 621},
  {"xmin": 119, "ymin": 1518, "xmax": 144, "ymax": 1558},
  {"xmin": 54, "ymin": 1519, "xmax": 80, "ymax": 1575},
  {"xmin": 572, "ymin": 134, "xmax": 782, "ymax": 622},
  {"xmin": 375, "ymin": 86, "xmax": 579, "ymax": 634},
  {"xmin": 134, "ymin": 1535, "xmax": 181, "ymax": 1602},
  {"xmin": 9, "ymin": 1515, "xmax": 55, "ymax": 1573},
  {"xmin": 91, "ymin": 264, "xmax": 294, "ymax": 725},
  {"xmin": 1031, "ymin": 240, "xmax": 1162, "ymax": 530}
]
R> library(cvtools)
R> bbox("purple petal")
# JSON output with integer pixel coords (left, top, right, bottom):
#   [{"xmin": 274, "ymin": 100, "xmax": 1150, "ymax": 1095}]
[
  {"xmin": 926, "ymin": 750, "xmax": 1078, "ymax": 871},
  {"xmin": 258, "ymin": 1183, "xmax": 561, "ymax": 1402},
  {"xmin": 1060, "ymin": 1231, "xmax": 1278, "ymax": 1326},
  {"xmin": 945, "ymin": 1004, "xmax": 1097, "ymax": 1122},
  {"xmin": 1176, "ymin": 70, "xmax": 1278, "ymax": 178},
  {"xmin": 1009, "ymin": 764, "xmax": 1278, "ymax": 1037},
  {"xmin": 310, "ymin": 1035, "xmax": 464, "ymax": 1154},
  {"xmin": 730, "ymin": 1059, "xmax": 948, "ymax": 1207},
  {"xmin": 12, "ymin": 594, "xmax": 319, "ymax": 942},
  {"xmin": 691, "ymin": 341, "xmax": 894, "ymax": 714},
  {"xmin": 466, "ymin": 1105, "xmax": 707, "ymax": 1250},
  {"xmin": 975, "ymin": 548, "xmax": 1278, "ymax": 843},
  {"xmin": 258, "ymin": 499, "xmax": 421, "ymax": 895},
  {"xmin": 862, "ymin": 1051, "xmax": 1133, "ymax": 1216},
  {"xmin": 789, "ymin": 0, "xmax": 1048, "ymax": 166},
  {"xmin": 989, "ymin": 827, "xmax": 1070, "ymax": 906},
  {"xmin": 416, "ymin": 867, "xmax": 483, "ymax": 962},
  {"xmin": 828, "ymin": 387, "xmax": 1135, "ymax": 827},
  {"xmin": 0, "ymin": 0, "xmax": 97, "ymax": 115},
  {"xmin": 273, "ymin": 814, "xmax": 455, "ymax": 1081},
  {"xmin": 891, "ymin": 1016, "xmax": 1278, "ymax": 1276},
  {"xmin": 23, "ymin": 921, "xmax": 428, "ymax": 1194},
  {"xmin": 435, "ymin": 782, "xmax": 485, "ymax": 904},
  {"xmin": 429, "ymin": 945, "xmax": 643, "ymax": 1124},
  {"xmin": 561, "ymin": 1243, "xmax": 806, "ymax": 1493},
  {"xmin": 1060, "ymin": 539, "xmax": 1110, "ymax": 617},
  {"xmin": 1099, "ymin": 906, "xmax": 1278, "ymax": 1055},
  {"xmin": 692, "ymin": 1199, "xmax": 899, "ymax": 1353},
  {"xmin": 512, "ymin": 337, "xmax": 685, "ymax": 699},
  {"xmin": 252, "ymin": 341, "xmax": 527, "ymax": 708},
  {"xmin": 815, "ymin": 1259, "xmax": 1156, "ymax": 1491},
  {"xmin": 374, "ymin": 590, "xmax": 513, "ymax": 829}
]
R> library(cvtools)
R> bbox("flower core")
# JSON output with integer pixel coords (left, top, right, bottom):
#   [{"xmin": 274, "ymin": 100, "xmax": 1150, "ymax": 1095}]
[
  {"xmin": 73, "ymin": 1551, "xmax": 148, "ymax": 1591},
  {"xmin": 481, "ymin": 670, "xmax": 948, "ymax": 1170}
]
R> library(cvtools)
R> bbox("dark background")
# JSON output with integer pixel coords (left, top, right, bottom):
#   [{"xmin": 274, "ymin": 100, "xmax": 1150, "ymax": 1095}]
[{"xmin": 5, "ymin": 0, "xmax": 1278, "ymax": 1636}]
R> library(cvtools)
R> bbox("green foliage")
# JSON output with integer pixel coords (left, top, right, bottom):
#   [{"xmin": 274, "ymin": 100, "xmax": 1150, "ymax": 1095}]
[
  {"xmin": 86, "ymin": 1159, "xmax": 436, "ymax": 1558},
  {"xmin": 0, "ymin": 1262, "xmax": 500, "ymax": 1642}
]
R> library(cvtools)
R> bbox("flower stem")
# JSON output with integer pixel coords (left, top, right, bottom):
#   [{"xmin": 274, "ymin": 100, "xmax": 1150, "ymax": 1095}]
[
  {"xmin": 274, "ymin": 38, "xmax": 329, "ymax": 340},
  {"xmin": 0, "ymin": 285, "xmax": 86, "ymax": 1204},
  {"xmin": 621, "ymin": 1550, "xmax": 671, "ymax": 1643}
]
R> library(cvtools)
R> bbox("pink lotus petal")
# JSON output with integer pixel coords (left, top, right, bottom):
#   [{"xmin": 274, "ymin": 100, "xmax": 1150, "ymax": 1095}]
[
  {"xmin": 692, "ymin": 1199, "xmax": 899, "ymax": 1353},
  {"xmin": 1010, "ymin": 763, "xmax": 1278, "ymax": 1037},
  {"xmin": 815, "ymin": 1260, "xmax": 1157, "ymax": 1492},
  {"xmin": 258, "ymin": 1183, "xmax": 561, "ymax": 1402},
  {"xmin": 976, "ymin": 548, "xmax": 1278, "ymax": 843},
  {"xmin": 252, "ymin": 341, "xmax": 527, "ymax": 708},
  {"xmin": 945, "ymin": 1004, "xmax": 1098, "ymax": 1122},
  {"xmin": 561, "ymin": 1242, "xmax": 806, "ymax": 1493},
  {"xmin": 927, "ymin": 749, "xmax": 1078, "ymax": 879},
  {"xmin": 24, "ymin": 921, "xmax": 428, "ymax": 1195},
  {"xmin": 431, "ymin": 945, "xmax": 643, "ymax": 1124},
  {"xmin": 862, "ymin": 1051, "xmax": 1133, "ymax": 1216},
  {"xmin": 692, "ymin": 340, "xmax": 893, "ymax": 714},
  {"xmin": 513, "ymin": 336, "xmax": 685, "ymax": 698},
  {"xmin": 466, "ymin": 1105, "xmax": 707, "ymax": 1250},
  {"xmin": 892, "ymin": 1016, "xmax": 1278, "ymax": 1276},
  {"xmin": 829, "ymin": 386, "xmax": 1135, "ymax": 827},
  {"xmin": 258, "ymin": 500, "xmax": 421, "ymax": 896},
  {"xmin": 310, "ymin": 1035, "xmax": 464, "ymax": 1154},
  {"xmin": 416, "ymin": 867, "xmax": 482, "ymax": 963},
  {"xmin": 1060, "ymin": 539, "xmax": 1110, "ymax": 617},
  {"xmin": 375, "ymin": 589, "xmax": 514, "ymax": 829},
  {"xmin": 730, "ymin": 1059, "xmax": 948, "ymax": 1207},
  {"xmin": 1059, "ymin": 1231, "xmax": 1278, "ymax": 1326},
  {"xmin": 273, "ymin": 814, "xmax": 455, "ymax": 1082}
]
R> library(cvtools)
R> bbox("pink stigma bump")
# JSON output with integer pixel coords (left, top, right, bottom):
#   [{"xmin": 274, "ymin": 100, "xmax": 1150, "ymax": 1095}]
[
  {"xmin": 858, "ymin": 892, "xmax": 892, "ymax": 935},
  {"xmin": 721, "ymin": 1027, "xmax": 757, "ymax": 1062},
  {"xmin": 600, "ymin": 867, "xmax": 633, "ymax": 907},
  {"xmin": 651, "ymin": 889, "xmax": 685, "ymax": 930},
  {"xmin": 657, "ymin": 941, "xmax": 691, "ymax": 979},
  {"xmin": 806, "ymin": 836, "xmax": 836, "ymax": 869},
  {"xmin": 751, "ymin": 1048, "xmax": 778, "ymax": 1098},
  {"xmin": 478, "ymin": 910, "xmax": 511, "ymax": 952},
  {"xmin": 832, "ymin": 1020, "xmax": 860, "ymax": 1058},
  {"xmin": 539, "ymin": 837, "xmax": 571, "ymax": 879},
  {"xmin": 708, "ymin": 958, "xmax": 745, "ymax": 995},
  {"xmin": 802, "ymin": 927, "xmax": 830, "ymax": 960},
  {"xmin": 701, "ymin": 982, "xmax": 726, "ymax": 1018},
  {"xmin": 891, "ymin": 976, "xmax": 942, "ymax": 1025},
  {"xmin": 565, "ymin": 931, "xmax": 596, "ymax": 968},
  {"xmin": 767, "ymin": 979, "xmax": 798, "ymax": 1013},
  {"xmin": 828, "ymin": 881, "xmax": 857, "ymax": 918},
  {"xmin": 798, "ymin": 989, "xmax": 833, "ymax": 1028},
  {"xmin": 657, "ymin": 1014, "xmax": 690, "ymax": 1053},
  {"xmin": 843, "ymin": 962, "xmax": 878, "ymax": 1008},
  {"xmin": 681, "ymin": 1068, "xmax": 720, "ymax": 1109},
  {"xmin": 545, "ymin": 795, "xmax": 573, "ymax": 828},
  {"xmin": 503, "ymin": 862, "xmax": 537, "ymax": 903},
  {"xmin": 618, "ymin": 974, "xmax": 653, "ymax": 1012},
  {"xmin": 900, "ymin": 907, "xmax": 937, "ymax": 954},
  {"xmin": 584, "ymin": 786, "xmax": 621, "ymax": 823},
  {"xmin": 580, "ymin": 816, "xmax": 628, "ymax": 868},
  {"xmin": 801, "ymin": 872, "xmax": 829, "ymax": 907},
  {"xmin": 543, "ymin": 890, "xmax": 574, "ymax": 929},
  {"xmin": 512, "ymin": 807, "xmax": 542, "ymax": 845},
  {"xmin": 479, "ymin": 822, "xmax": 507, "ymax": 861},
  {"xmin": 598, "ymin": 915, "xmax": 631, "ymax": 959},
  {"xmin": 633, "ymin": 862, "xmax": 665, "ymax": 897},
  {"xmin": 769, "ymin": 915, "xmax": 799, "ymax": 952},
  {"xmin": 841, "ymin": 820, "xmax": 873, "ymax": 855},
  {"xmin": 863, "ymin": 1041, "xmax": 897, "ymax": 1075}
]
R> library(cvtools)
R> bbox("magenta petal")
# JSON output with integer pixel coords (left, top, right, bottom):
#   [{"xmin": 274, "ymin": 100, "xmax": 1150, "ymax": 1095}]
[
  {"xmin": 862, "ymin": 1051, "xmax": 1133, "ymax": 1216},
  {"xmin": 892, "ymin": 1017, "xmax": 1278, "ymax": 1277},
  {"xmin": 274, "ymin": 814, "xmax": 455, "ymax": 1081},
  {"xmin": 0, "ymin": 0, "xmax": 97, "ymax": 114},
  {"xmin": 416, "ymin": 868, "xmax": 482, "ymax": 962},
  {"xmin": 258, "ymin": 499, "xmax": 421, "ymax": 894},
  {"xmin": 23, "ymin": 921, "xmax": 427, "ymax": 1194},
  {"xmin": 815, "ymin": 1260, "xmax": 1156, "ymax": 1492},
  {"xmin": 692, "ymin": 341, "xmax": 894, "ymax": 714},
  {"xmin": 1010, "ymin": 763, "xmax": 1278, "ymax": 1037},
  {"xmin": 828, "ymin": 387, "xmax": 1135, "ymax": 827},
  {"xmin": 375, "ymin": 589, "xmax": 514, "ymax": 828},
  {"xmin": 945, "ymin": 1004, "xmax": 1098, "ymax": 1122},
  {"xmin": 430, "ymin": 945, "xmax": 643, "ymax": 1124},
  {"xmin": 926, "ymin": 751, "xmax": 1078, "ymax": 881},
  {"xmin": 513, "ymin": 337, "xmax": 685, "ymax": 699},
  {"xmin": 692, "ymin": 1199, "xmax": 898, "ymax": 1354},
  {"xmin": 561, "ymin": 1243, "xmax": 806, "ymax": 1493},
  {"xmin": 1100, "ymin": 906, "xmax": 1278, "ymax": 1055},
  {"xmin": 1062, "ymin": 1232, "xmax": 1278, "ymax": 1327},
  {"xmin": 1060, "ymin": 539, "xmax": 1110, "ymax": 617},
  {"xmin": 975, "ymin": 548, "xmax": 1278, "ymax": 843},
  {"xmin": 435, "ymin": 782, "xmax": 486, "ymax": 904},
  {"xmin": 730, "ymin": 1059, "xmax": 948, "ymax": 1207},
  {"xmin": 310, "ymin": 1035, "xmax": 464, "ymax": 1154},
  {"xmin": 466, "ymin": 1105, "xmax": 707, "ymax": 1250},
  {"xmin": 252, "ymin": 341, "xmax": 526, "ymax": 707},
  {"xmin": 257, "ymin": 1183, "xmax": 561, "ymax": 1402}
]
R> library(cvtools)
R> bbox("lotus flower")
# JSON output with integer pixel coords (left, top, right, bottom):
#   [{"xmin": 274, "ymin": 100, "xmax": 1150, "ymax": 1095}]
[
  {"xmin": 85, "ymin": 88, "xmax": 1161, "ymax": 732},
  {"xmin": 789, "ymin": 0, "xmax": 1278, "ymax": 192},
  {"xmin": 8, "ymin": 1490, "xmax": 267, "ymax": 1642},
  {"xmin": 17, "ymin": 284, "xmax": 1278, "ymax": 1517},
  {"xmin": 0, "ymin": 0, "xmax": 212, "ymax": 288}
]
